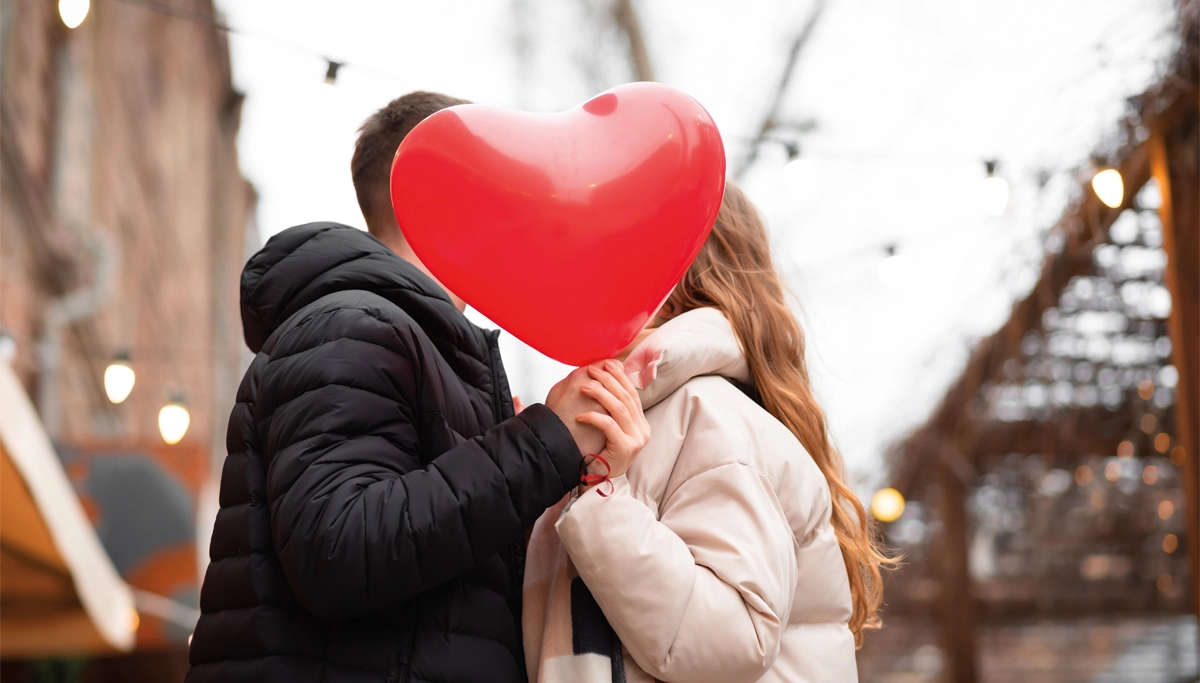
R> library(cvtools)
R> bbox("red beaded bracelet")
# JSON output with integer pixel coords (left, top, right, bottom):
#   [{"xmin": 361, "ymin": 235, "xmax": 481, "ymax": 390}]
[{"xmin": 580, "ymin": 454, "xmax": 615, "ymax": 497}]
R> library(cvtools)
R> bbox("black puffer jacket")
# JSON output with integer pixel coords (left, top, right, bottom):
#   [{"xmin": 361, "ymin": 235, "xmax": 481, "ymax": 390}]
[{"xmin": 187, "ymin": 223, "xmax": 582, "ymax": 683}]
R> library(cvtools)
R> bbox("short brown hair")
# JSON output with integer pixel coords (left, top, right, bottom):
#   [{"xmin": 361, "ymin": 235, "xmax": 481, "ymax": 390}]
[{"xmin": 352, "ymin": 91, "xmax": 470, "ymax": 238}]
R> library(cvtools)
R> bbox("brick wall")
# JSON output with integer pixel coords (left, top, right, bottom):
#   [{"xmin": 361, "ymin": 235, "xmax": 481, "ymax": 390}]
[
  {"xmin": 0, "ymin": 0, "xmax": 254, "ymax": 651},
  {"xmin": 1, "ymin": 0, "xmax": 253, "ymax": 464}
]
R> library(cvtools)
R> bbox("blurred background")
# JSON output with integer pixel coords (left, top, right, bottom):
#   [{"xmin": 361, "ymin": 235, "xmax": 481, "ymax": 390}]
[{"xmin": 0, "ymin": 0, "xmax": 1195, "ymax": 680}]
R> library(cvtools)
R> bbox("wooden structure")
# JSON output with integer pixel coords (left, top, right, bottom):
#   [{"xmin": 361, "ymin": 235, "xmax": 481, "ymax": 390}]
[{"xmin": 882, "ymin": 11, "xmax": 1198, "ymax": 682}]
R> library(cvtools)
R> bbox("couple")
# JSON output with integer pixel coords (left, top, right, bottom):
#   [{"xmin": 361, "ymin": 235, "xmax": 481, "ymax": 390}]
[{"xmin": 187, "ymin": 91, "xmax": 887, "ymax": 683}]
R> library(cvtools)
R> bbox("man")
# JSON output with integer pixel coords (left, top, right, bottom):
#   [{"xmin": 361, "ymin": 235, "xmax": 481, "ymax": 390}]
[{"xmin": 188, "ymin": 92, "xmax": 601, "ymax": 683}]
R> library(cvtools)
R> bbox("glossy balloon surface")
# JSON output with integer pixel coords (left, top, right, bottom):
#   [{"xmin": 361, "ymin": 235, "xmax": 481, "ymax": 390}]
[{"xmin": 391, "ymin": 82, "xmax": 726, "ymax": 366}]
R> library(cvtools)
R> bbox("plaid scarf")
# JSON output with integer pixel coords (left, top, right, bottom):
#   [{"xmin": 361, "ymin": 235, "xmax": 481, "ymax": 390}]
[{"xmin": 523, "ymin": 495, "xmax": 628, "ymax": 683}]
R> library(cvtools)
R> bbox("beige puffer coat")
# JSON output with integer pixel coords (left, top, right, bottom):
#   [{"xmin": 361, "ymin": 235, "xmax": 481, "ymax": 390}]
[{"xmin": 551, "ymin": 307, "xmax": 857, "ymax": 683}]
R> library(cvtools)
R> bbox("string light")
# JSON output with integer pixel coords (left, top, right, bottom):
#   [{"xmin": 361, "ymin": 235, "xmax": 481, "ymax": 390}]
[
  {"xmin": 1170, "ymin": 446, "xmax": 1186, "ymax": 466},
  {"xmin": 981, "ymin": 160, "xmax": 1009, "ymax": 216},
  {"xmin": 1157, "ymin": 573, "xmax": 1172, "ymax": 593},
  {"xmin": 59, "ymin": 0, "xmax": 89, "ymax": 29},
  {"xmin": 877, "ymin": 245, "xmax": 915, "ymax": 289},
  {"xmin": 1075, "ymin": 465, "xmax": 1093, "ymax": 486},
  {"xmin": 323, "ymin": 60, "xmax": 342, "ymax": 86},
  {"xmin": 1104, "ymin": 460, "xmax": 1121, "ymax": 481},
  {"xmin": 1142, "ymin": 464, "xmax": 1158, "ymax": 485},
  {"xmin": 1154, "ymin": 433, "xmax": 1170, "ymax": 452},
  {"xmin": 780, "ymin": 141, "xmax": 818, "ymax": 198},
  {"xmin": 1163, "ymin": 533, "xmax": 1178, "ymax": 553},
  {"xmin": 0, "ymin": 330, "xmax": 15, "ymax": 361},
  {"xmin": 103, "ymin": 351, "xmax": 136, "ymax": 404},
  {"xmin": 1140, "ymin": 414, "xmax": 1157, "ymax": 433},
  {"xmin": 158, "ymin": 396, "xmax": 191, "ymax": 445},
  {"xmin": 1158, "ymin": 499, "xmax": 1174, "ymax": 520},
  {"xmin": 1092, "ymin": 168, "xmax": 1124, "ymax": 208},
  {"xmin": 871, "ymin": 487, "xmax": 906, "ymax": 522}
]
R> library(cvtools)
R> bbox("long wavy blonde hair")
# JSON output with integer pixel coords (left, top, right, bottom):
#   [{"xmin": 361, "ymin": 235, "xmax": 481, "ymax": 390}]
[{"xmin": 664, "ymin": 181, "xmax": 896, "ymax": 646}]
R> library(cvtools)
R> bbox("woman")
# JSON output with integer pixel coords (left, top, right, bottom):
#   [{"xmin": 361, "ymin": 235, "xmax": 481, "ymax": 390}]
[{"xmin": 524, "ymin": 183, "xmax": 893, "ymax": 683}]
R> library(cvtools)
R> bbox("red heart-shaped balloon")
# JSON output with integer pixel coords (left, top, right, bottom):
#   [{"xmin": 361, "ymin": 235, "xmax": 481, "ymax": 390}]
[{"xmin": 390, "ymin": 82, "xmax": 726, "ymax": 366}]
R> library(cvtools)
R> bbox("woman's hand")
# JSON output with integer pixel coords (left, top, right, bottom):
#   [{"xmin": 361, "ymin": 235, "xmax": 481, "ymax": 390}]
[{"xmin": 577, "ymin": 359, "xmax": 650, "ymax": 483}]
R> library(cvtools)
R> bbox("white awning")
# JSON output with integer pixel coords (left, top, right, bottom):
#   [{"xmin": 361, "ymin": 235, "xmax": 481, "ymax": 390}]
[{"xmin": 0, "ymin": 359, "xmax": 136, "ymax": 658}]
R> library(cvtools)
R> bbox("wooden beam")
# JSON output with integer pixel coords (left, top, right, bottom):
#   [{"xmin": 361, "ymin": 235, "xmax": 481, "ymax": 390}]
[
  {"xmin": 1150, "ymin": 109, "xmax": 1200, "ymax": 621},
  {"xmin": 935, "ymin": 445, "xmax": 977, "ymax": 683},
  {"xmin": 891, "ymin": 96, "xmax": 1184, "ymax": 495}
]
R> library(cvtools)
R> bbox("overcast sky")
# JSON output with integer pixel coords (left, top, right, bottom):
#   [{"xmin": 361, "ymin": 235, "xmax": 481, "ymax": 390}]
[{"xmin": 218, "ymin": 0, "xmax": 1179, "ymax": 487}]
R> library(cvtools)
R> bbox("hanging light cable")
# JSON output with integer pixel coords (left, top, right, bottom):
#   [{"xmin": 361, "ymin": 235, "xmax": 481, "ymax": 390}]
[{"xmin": 103, "ymin": 351, "xmax": 136, "ymax": 404}]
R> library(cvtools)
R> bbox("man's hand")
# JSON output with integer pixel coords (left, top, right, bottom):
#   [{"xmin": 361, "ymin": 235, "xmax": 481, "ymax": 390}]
[
  {"xmin": 546, "ymin": 367, "xmax": 607, "ymax": 456},
  {"xmin": 576, "ymin": 360, "xmax": 650, "ymax": 480}
]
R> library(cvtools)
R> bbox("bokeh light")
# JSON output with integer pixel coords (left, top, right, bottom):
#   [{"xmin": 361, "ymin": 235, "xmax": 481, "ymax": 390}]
[
  {"xmin": 103, "ymin": 357, "xmax": 136, "ymax": 404},
  {"xmin": 871, "ymin": 488, "xmax": 906, "ymax": 523},
  {"xmin": 1092, "ymin": 169, "xmax": 1124, "ymax": 208},
  {"xmin": 158, "ymin": 401, "xmax": 191, "ymax": 445},
  {"xmin": 1158, "ymin": 500, "xmax": 1174, "ymax": 520},
  {"xmin": 1162, "ymin": 534, "xmax": 1178, "ymax": 554},
  {"xmin": 1142, "ymin": 465, "xmax": 1158, "ymax": 485},
  {"xmin": 58, "ymin": 0, "xmax": 89, "ymax": 29},
  {"xmin": 1154, "ymin": 433, "xmax": 1171, "ymax": 453}
]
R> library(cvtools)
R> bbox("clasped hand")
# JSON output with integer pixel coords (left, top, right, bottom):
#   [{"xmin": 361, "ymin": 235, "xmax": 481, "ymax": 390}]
[{"xmin": 546, "ymin": 359, "xmax": 650, "ymax": 482}]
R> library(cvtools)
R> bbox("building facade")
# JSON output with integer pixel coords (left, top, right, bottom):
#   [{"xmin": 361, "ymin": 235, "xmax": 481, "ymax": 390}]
[{"xmin": 1, "ymin": 0, "xmax": 254, "ymax": 665}]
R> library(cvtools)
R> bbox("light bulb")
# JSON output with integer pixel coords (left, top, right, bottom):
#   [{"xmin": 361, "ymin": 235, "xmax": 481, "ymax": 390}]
[
  {"xmin": 981, "ymin": 176, "xmax": 1009, "ymax": 216},
  {"xmin": 783, "ymin": 157, "xmax": 815, "ymax": 191},
  {"xmin": 0, "ymin": 331, "xmax": 15, "ymax": 361},
  {"xmin": 980, "ymin": 161, "xmax": 1008, "ymax": 216},
  {"xmin": 871, "ymin": 487, "xmax": 906, "ymax": 522},
  {"xmin": 877, "ymin": 249, "xmax": 914, "ymax": 289},
  {"xmin": 103, "ymin": 355, "xmax": 135, "ymax": 404},
  {"xmin": 59, "ymin": 0, "xmax": 89, "ymax": 29},
  {"xmin": 324, "ymin": 60, "xmax": 341, "ymax": 86},
  {"xmin": 159, "ymin": 401, "xmax": 190, "ymax": 445},
  {"xmin": 1092, "ymin": 168, "xmax": 1124, "ymax": 209}
]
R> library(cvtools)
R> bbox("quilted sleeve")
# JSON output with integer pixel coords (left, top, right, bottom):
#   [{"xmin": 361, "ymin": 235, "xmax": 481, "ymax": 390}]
[{"xmin": 260, "ymin": 304, "xmax": 581, "ymax": 621}]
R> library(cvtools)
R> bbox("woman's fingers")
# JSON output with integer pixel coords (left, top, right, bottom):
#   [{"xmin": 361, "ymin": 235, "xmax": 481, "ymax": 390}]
[
  {"xmin": 587, "ymin": 363, "xmax": 629, "ymax": 402},
  {"xmin": 582, "ymin": 371, "xmax": 634, "ymax": 432},
  {"xmin": 575, "ymin": 411, "xmax": 624, "ymax": 448},
  {"xmin": 587, "ymin": 364, "xmax": 642, "ymax": 418},
  {"xmin": 605, "ymin": 360, "xmax": 642, "ymax": 410},
  {"xmin": 592, "ymin": 362, "xmax": 647, "ymax": 439}
]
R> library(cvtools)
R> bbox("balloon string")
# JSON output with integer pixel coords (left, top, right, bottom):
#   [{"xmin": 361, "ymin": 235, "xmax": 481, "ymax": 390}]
[{"xmin": 581, "ymin": 454, "xmax": 614, "ymax": 497}]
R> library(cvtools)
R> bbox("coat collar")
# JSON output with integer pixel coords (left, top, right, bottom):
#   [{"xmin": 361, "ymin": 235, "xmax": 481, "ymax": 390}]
[{"xmin": 623, "ymin": 307, "xmax": 751, "ymax": 410}]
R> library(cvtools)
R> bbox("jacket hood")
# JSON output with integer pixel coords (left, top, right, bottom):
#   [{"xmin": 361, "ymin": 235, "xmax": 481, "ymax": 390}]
[
  {"xmin": 623, "ymin": 307, "xmax": 751, "ymax": 409},
  {"xmin": 240, "ymin": 222, "xmax": 492, "ymax": 363}
]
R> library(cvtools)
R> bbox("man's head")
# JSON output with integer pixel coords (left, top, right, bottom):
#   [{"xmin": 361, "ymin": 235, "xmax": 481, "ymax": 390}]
[
  {"xmin": 353, "ymin": 91, "xmax": 469, "ymax": 239},
  {"xmin": 353, "ymin": 91, "xmax": 470, "ymax": 307}
]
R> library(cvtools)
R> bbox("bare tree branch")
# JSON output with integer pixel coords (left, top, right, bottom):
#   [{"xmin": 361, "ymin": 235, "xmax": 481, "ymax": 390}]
[
  {"xmin": 613, "ymin": 0, "xmax": 655, "ymax": 82},
  {"xmin": 735, "ymin": 0, "xmax": 828, "ymax": 179}
]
